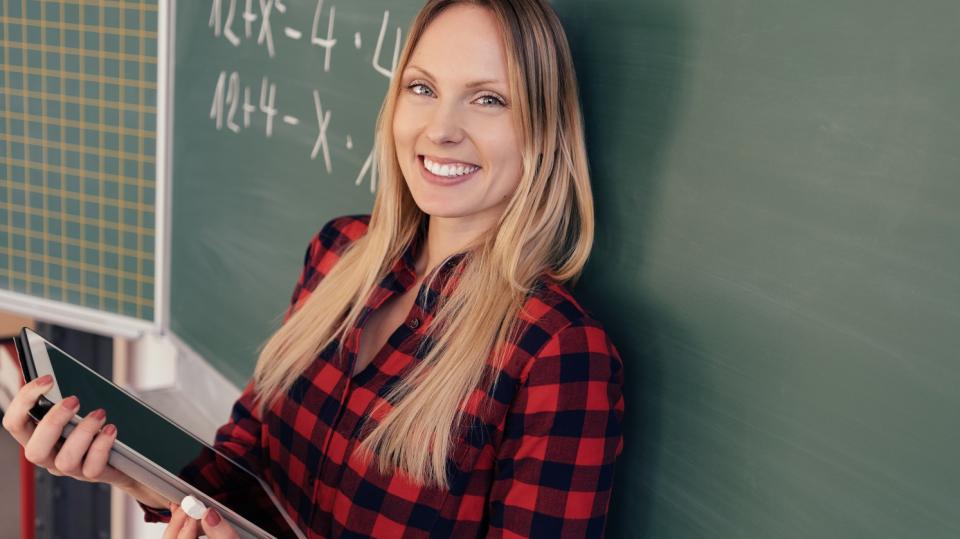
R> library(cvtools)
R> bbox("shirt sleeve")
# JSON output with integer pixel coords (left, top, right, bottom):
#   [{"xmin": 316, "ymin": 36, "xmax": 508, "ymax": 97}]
[
  {"xmin": 139, "ymin": 220, "xmax": 339, "ymax": 524},
  {"xmin": 284, "ymin": 215, "xmax": 369, "ymax": 321},
  {"xmin": 487, "ymin": 318, "xmax": 625, "ymax": 538}
]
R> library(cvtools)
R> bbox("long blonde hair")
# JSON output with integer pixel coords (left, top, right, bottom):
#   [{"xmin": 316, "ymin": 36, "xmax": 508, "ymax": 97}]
[{"xmin": 252, "ymin": 0, "xmax": 594, "ymax": 489}]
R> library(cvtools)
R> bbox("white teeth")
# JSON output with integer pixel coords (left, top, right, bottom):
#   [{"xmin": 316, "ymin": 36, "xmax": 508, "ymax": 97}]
[{"xmin": 423, "ymin": 157, "xmax": 479, "ymax": 177}]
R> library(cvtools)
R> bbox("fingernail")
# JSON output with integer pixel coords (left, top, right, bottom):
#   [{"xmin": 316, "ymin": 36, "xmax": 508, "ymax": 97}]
[
  {"xmin": 63, "ymin": 396, "xmax": 80, "ymax": 410},
  {"xmin": 205, "ymin": 508, "xmax": 221, "ymax": 527},
  {"xmin": 90, "ymin": 408, "xmax": 106, "ymax": 421},
  {"xmin": 37, "ymin": 374, "xmax": 53, "ymax": 385},
  {"xmin": 103, "ymin": 424, "xmax": 116, "ymax": 436}
]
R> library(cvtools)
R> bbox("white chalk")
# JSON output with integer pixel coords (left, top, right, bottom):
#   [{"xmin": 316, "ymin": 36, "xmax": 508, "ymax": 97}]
[{"xmin": 180, "ymin": 495, "xmax": 207, "ymax": 520}]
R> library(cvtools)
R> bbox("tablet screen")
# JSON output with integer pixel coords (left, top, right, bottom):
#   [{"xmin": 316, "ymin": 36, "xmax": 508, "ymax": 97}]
[{"xmin": 24, "ymin": 329, "xmax": 302, "ymax": 538}]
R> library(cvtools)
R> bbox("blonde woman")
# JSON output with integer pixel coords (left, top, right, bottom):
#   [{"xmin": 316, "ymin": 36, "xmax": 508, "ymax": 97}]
[{"xmin": 3, "ymin": 0, "xmax": 624, "ymax": 536}]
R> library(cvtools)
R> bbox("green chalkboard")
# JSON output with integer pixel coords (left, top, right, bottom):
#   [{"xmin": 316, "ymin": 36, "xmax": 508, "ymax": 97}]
[
  {"xmin": 170, "ymin": 1, "xmax": 420, "ymax": 383},
  {"xmin": 0, "ymin": 0, "xmax": 159, "ymax": 321},
  {"xmin": 171, "ymin": 0, "xmax": 960, "ymax": 536}
]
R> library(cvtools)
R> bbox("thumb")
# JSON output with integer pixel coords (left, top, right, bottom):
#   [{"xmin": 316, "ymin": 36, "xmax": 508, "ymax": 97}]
[{"xmin": 199, "ymin": 507, "xmax": 239, "ymax": 539}]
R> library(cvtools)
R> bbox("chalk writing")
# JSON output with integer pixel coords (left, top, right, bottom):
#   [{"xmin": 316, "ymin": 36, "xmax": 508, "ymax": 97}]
[{"xmin": 206, "ymin": 0, "xmax": 405, "ymax": 189}]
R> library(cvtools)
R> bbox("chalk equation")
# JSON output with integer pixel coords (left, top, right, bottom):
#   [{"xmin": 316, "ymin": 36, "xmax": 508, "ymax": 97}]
[{"xmin": 206, "ymin": 0, "xmax": 404, "ymax": 193}]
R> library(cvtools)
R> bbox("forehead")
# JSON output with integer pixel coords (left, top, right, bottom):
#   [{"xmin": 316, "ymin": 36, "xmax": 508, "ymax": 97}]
[{"xmin": 407, "ymin": 4, "xmax": 509, "ymax": 83}]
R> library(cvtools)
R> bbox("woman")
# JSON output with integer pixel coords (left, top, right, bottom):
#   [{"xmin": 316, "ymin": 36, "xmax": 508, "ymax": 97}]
[{"xmin": 3, "ymin": 0, "xmax": 624, "ymax": 536}]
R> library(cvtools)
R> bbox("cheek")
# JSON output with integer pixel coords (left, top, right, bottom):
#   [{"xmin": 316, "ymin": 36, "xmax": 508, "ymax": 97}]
[
  {"xmin": 479, "ymin": 121, "xmax": 523, "ymax": 183},
  {"xmin": 392, "ymin": 104, "xmax": 418, "ymax": 151},
  {"xmin": 490, "ymin": 141, "xmax": 523, "ymax": 194},
  {"xmin": 392, "ymin": 113, "xmax": 418, "ymax": 184}
]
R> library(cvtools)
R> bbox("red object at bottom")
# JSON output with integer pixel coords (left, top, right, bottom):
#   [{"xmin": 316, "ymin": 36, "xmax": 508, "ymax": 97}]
[
  {"xmin": 20, "ymin": 446, "xmax": 35, "ymax": 539},
  {"xmin": 3, "ymin": 338, "xmax": 35, "ymax": 539}
]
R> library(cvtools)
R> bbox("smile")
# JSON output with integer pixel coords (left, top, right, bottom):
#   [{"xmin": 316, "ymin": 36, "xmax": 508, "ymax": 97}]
[{"xmin": 418, "ymin": 155, "xmax": 481, "ymax": 186}]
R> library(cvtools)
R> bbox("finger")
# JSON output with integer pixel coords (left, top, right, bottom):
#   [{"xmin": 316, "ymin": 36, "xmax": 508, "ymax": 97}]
[
  {"xmin": 200, "ymin": 508, "xmax": 239, "ymax": 539},
  {"xmin": 1, "ymin": 374, "xmax": 55, "ymax": 445},
  {"xmin": 80, "ymin": 423, "xmax": 121, "ymax": 482},
  {"xmin": 23, "ymin": 395, "xmax": 80, "ymax": 468},
  {"xmin": 54, "ymin": 408, "xmax": 107, "ymax": 475},
  {"xmin": 44, "ymin": 439, "xmax": 66, "ymax": 476},
  {"xmin": 162, "ymin": 505, "xmax": 189, "ymax": 539},
  {"xmin": 177, "ymin": 515, "xmax": 199, "ymax": 539}
]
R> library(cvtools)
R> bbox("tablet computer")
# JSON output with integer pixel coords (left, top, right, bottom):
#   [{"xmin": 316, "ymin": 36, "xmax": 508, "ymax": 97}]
[{"xmin": 14, "ymin": 327, "xmax": 306, "ymax": 539}]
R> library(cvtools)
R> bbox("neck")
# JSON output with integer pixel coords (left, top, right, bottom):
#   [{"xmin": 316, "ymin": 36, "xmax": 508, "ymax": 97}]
[{"xmin": 414, "ymin": 213, "xmax": 498, "ymax": 278}]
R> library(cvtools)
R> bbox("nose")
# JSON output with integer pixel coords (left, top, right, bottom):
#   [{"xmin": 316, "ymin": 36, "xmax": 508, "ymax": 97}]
[{"xmin": 425, "ymin": 103, "xmax": 465, "ymax": 145}]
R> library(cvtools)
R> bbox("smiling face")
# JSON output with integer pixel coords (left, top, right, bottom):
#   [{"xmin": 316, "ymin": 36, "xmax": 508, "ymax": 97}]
[{"xmin": 392, "ymin": 4, "xmax": 523, "ymax": 225}]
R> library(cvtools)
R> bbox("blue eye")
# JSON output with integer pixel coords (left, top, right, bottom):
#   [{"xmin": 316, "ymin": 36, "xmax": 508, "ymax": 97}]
[
  {"xmin": 476, "ymin": 94, "xmax": 506, "ymax": 107},
  {"xmin": 407, "ymin": 82, "xmax": 435, "ymax": 97}
]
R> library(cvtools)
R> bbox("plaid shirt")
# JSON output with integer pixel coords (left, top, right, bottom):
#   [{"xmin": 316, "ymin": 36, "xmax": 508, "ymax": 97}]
[{"xmin": 141, "ymin": 215, "xmax": 624, "ymax": 537}]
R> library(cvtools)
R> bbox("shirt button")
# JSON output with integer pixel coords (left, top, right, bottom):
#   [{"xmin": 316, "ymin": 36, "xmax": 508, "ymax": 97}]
[{"xmin": 407, "ymin": 318, "xmax": 420, "ymax": 329}]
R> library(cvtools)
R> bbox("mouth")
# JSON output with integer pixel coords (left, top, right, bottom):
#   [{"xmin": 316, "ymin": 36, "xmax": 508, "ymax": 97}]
[{"xmin": 417, "ymin": 155, "xmax": 481, "ymax": 186}]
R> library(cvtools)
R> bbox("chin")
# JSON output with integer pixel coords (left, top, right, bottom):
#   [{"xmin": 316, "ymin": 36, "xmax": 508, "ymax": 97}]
[
  {"xmin": 405, "ymin": 187, "xmax": 469, "ymax": 218},
  {"xmin": 411, "ymin": 200, "xmax": 473, "ymax": 219}
]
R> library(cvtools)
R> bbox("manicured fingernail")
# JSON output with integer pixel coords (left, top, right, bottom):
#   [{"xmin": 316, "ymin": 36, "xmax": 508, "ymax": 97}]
[
  {"xmin": 90, "ymin": 408, "xmax": 106, "ymax": 421},
  {"xmin": 37, "ymin": 374, "xmax": 54, "ymax": 385},
  {"xmin": 63, "ymin": 396, "xmax": 80, "ymax": 410},
  {"xmin": 205, "ymin": 508, "xmax": 221, "ymax": 526},
  {"xmin": 103, "ymin": 424, "xmax": 116, "ymax": 436}
]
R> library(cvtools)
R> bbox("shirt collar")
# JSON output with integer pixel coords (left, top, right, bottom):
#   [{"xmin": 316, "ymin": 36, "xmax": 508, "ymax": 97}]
[{"xmin": 375, "ymin": 228, "xmax": 469, "ymax": 311}]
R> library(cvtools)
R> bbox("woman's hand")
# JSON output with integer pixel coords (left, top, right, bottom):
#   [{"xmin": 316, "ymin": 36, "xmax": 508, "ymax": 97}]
[
  {"xmin": 162, "ymin": 502, "xmax": 239, "ymax": 539},
  {"xmin": 1, "ymin": 375, "xmax": 137, "ymax": 489}
]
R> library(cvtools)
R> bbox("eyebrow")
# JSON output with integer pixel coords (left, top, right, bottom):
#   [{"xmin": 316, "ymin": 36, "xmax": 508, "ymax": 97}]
[{"xmin": 404, "ymin": 64, "xmax": 505, "ymax": 89}]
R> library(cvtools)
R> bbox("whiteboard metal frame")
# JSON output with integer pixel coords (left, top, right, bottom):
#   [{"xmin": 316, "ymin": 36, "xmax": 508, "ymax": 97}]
[
  {"xmin": 155, "ymin": 0, "xmax": 175, "ymax": 336},
  {"xmin": 0, "ymin": 289, "xmax": 151, "ymax": 339}
]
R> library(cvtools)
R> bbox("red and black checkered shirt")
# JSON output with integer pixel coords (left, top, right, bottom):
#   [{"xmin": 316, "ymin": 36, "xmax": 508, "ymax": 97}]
[{"xmin": 141, "ymin": 215, "xmax": 624, "ymax": 537}]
